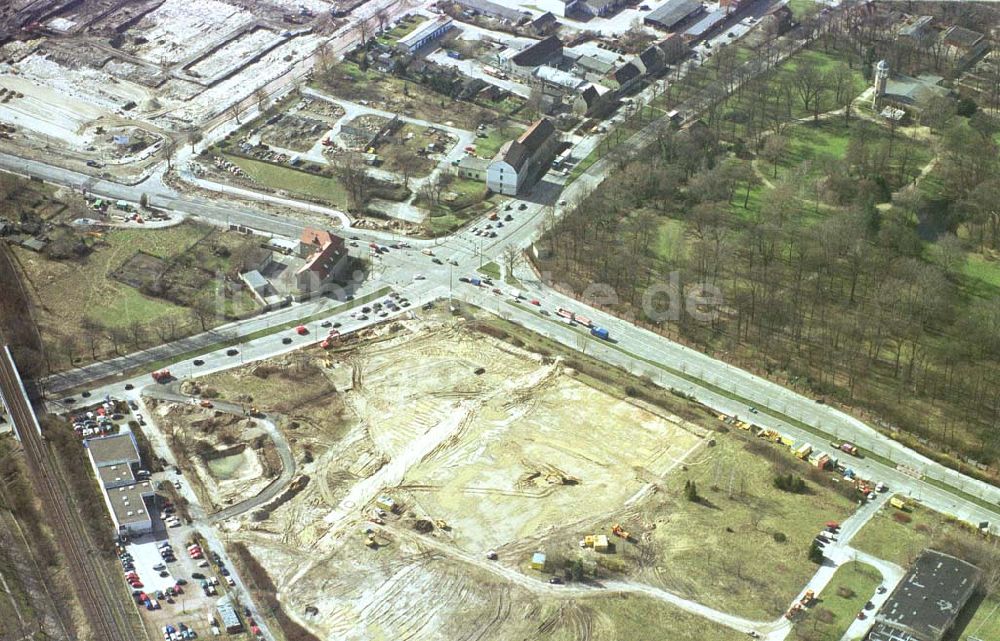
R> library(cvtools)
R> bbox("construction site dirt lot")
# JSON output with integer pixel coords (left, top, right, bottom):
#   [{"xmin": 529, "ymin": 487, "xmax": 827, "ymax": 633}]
[
  {"xmin": 181, "ymin": 315, "xmax": 852, "ymax": 639},
  {"xmin": 147, "ymin": 399, "xmax": 277, "ymax": 512}
]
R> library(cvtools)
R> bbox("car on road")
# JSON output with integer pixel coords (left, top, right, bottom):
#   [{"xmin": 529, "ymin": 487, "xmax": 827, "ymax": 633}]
[
  {"xmin": 296, "ymin": 325, "xmax": 309, "ymax": 335},
  {"xmin": 86, "ymin": 160, "xmax": 103, "ymax": 168},
  {"xmin": 129, "ymin": 400, "xmax": 139, "ymax": 410},
  {"xmin": 486, "ymin": 551, "xmax": 498, "ymax": 560},
  {"xmin": 548, "ymin": 577, "xmax": 563, "ymax": 585},
  {"xmin": 530, "ymin": 299, "xmax": 541, "ymax": 306},
  {"xmin": 320, "ymin": 320, "xmax": 332, "ymax": 328},
  {"xmin": 432, "ymin": 258, "xmax": 443, "ymax": 264},
  {"xmin": 124, "ymin": 383, "xmax": 134, "ymax": 390},
  {"xmin": 414, "ymin": 274, "xmax": 425, "ymax": 280},
  {"xmin": 449, "ymin": 259, "xmax": 459, "ymax": 266},
  {"xmin": 504, "ymin": 214, "xmax": 513, "ymax": 221},
  {"xmin": 191, "ymin": 572, "xmax": 205, "ymax": 580},
  {"xmin": 282, "ymin": 337, "xmax": 292, "ymax": 345},
  {"xmin": 226, "ymin": 349, "xmax": 239, "ymax": 356},
  {"xmin": 199, "ymin": 400, "xmax": 213, "ymax": 408},
  {"xmin": 193, "ymin": 359, "xmax": 204, "ymax": 366}
]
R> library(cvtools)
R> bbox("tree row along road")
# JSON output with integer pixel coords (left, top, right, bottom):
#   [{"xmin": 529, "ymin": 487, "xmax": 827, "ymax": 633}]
[{"xmin": 0, "ymin": 347, "xmax": 142, "ymax": 641}]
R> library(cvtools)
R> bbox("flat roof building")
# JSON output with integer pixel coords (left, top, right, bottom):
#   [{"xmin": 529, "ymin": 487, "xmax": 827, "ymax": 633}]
[
  {"xmin": 216, "ymin": 596, "xmax": 244, "ymax": 634},
  {"xmin": 868, "ymin": 550, "xmax": 980, "ymax": 641},
  {"xmin": 85, "ymin": 432, "xmax": 141, "ymax": 468}
]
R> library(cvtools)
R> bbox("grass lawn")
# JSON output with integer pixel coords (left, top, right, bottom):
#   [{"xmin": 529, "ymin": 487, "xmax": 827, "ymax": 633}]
[
  {"xmin": 794, "ymin": 562, "xmax": 882, "ymax": 641},
  {"xmin": 786, "ymin": 0, "xmax": 818, "ymax": 18},
  {"xmin": 850, "ymin": 501, "xmax": 982, "ymax": 567},
  {"xmin": 14, "ymin": 222, "xmax": 246, "ymax": 369},
  {"xmin": 635, "ymin": 435, "xmax": 856, "ymax": 619},
  {"xmin": 537, "ymin": 593, "xmax": 746, "ymax": 641},
  {"xmin": 423, "ymin": 177, "xmax": 496, "ymax": 235},
  {"xmin": 478, "ymin": 261, "xmax": 501, "ymax": 280},
  {"xmin": 962, "ymin": 594, "xmax": 1000, "ymax": 641},
  {"xmin": 964, "ymin": 253, "xmax": 1000, "ymax": 289},
  {"xmin": 225, "ymin": 154, "xmax": 349, "ymax": 207},
  {"xmin": 475, "ymin": 123, "xmax": 524, "ymax": 158}
]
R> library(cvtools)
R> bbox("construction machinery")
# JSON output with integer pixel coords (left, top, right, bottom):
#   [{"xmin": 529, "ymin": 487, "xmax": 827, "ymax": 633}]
[
  {"xmin": 611, "ymin": 524, "xmax": 631, "ymax": 541},
  {"xmin": 785, "ymin": 603, "xmax": 803, "ymax": 619},
  {"xmin": 800, "ymin": 589, "xmax": 815, "ymax": 606},
  {"xmin": 151, "ymin": 369, "xmax": 172, "ymax": 383},
  {"xmin": 890, "ymin": 496, "xmax": 909, "ymax": 511}
]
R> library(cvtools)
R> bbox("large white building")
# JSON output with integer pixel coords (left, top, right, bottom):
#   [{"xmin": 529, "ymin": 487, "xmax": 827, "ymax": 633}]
[
  {"xmin": 85, "ymin": 432, "xmax": 155, "ymax": 537},
  {"xmin": 486, "ymin": 119, "xmax": 558, "ymax": 195}
]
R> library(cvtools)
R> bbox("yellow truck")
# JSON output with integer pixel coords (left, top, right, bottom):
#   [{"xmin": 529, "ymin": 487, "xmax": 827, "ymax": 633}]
[
  {"xmin": 890, "ymin": 496, "xmax": 909, "ymax": 511},
  {"xmin": 794, "ymin": 443, "xmax": 813, "ymax": 460}
]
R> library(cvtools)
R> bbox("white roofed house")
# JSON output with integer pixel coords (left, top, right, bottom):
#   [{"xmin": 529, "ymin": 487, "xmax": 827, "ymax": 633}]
[{"xmin": 486, "ymin": 118, "xmax": 559, "ymax": 196}]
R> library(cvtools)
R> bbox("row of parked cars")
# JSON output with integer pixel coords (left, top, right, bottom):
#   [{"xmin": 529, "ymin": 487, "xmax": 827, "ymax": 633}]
[{"xmin": 163, "ymin": 623, "xmax": 198, "ymax": 641}]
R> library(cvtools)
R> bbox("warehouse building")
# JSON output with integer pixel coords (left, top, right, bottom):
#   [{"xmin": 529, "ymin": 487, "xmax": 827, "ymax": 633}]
[
  {"xmin": 868, "ymin": 550, "xmax": 980, "ymax": 641},
  {"xmin": 397, "ymin": 16, "xmax": 454, "ymax": 53},
  {"xmin": 644, "ymin": 0, "xmax": 703, "ymax": 30},
  {"xmin": 85, "ymin": 433, "xmax": 156, "ymax": 536}
]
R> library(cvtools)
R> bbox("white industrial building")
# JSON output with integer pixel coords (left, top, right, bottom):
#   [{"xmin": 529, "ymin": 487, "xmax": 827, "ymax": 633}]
[{"xmin": 85, "ymin": 432, "xmax": 156, "ymax": 537}]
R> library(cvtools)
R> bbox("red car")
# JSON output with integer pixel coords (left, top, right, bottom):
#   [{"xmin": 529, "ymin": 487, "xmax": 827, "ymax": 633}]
[
  {"xmin": 530, "ymin": 299, "xmax": 541, "ymax": 306},
  {"xmin": 296, "ymin": 325, "xmax": 308, "ymax": 335}
]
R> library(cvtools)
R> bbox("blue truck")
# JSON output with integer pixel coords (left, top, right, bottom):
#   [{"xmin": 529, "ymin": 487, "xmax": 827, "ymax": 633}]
[
  {"xmin": 590, "ymin": 327, "xmax": 609, "ymax": 340},
  {"xmin": 469, "ymin": 277, "xmax": 482, "ymax": 286},
  {"xmin": 446, "ymin": 50, "xmax": 463, "ymax": 60}
]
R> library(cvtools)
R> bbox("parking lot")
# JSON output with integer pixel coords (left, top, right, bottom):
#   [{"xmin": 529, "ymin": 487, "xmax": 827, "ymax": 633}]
[{"xmin": 121, "ymin": 511, "xmax": 235, "ymax": 638}]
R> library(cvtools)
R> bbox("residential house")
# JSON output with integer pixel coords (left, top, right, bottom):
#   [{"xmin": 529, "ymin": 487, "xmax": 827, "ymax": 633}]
[
  {"xmin": 295, "ymin": 231, "xmax": 350, "ymax": 296},
  {"xmin": 487, "ymin": 118, "xmax": 559, "ymax": 195},
  {"xmin": 613, "ymin": 59, "xmax": 644, "ymax": 92},
  {"xmin": 573, "ymin": 82, "xmax": 612, "ymax": 117},
  {"xmin": 531, "ymin": 64, "xmax": 588, "ymax": 112},
  {"xmin": 455, "ymin": 155, "xmax": 489, "ymax": 181},
  {"xmin": 500, "ymin": 35, "xmax": 564, "ymax": 77},
  {"xmin": 658, "ymin": 33, "xmax": 690, "ymax": 63},
  {"xmin": 941, "ymin": 25, "xmax": 988, "ymax": 68},
  {"xmin": 530, "ymin": 11, "xmax": 559, "ymax": 35},
  {"xmin": 639, "ymin": 44, "xmax": 667, "ymax": 76}
]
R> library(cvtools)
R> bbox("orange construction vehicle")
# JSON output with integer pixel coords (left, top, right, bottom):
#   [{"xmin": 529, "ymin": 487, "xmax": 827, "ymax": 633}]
[
  {"xmin": 800, "ymin": 589, "xmax": 815, "ymax": 606},
  {"xmin": 611, "ymin": 524, "xmax": 631, "ymax": 541}
]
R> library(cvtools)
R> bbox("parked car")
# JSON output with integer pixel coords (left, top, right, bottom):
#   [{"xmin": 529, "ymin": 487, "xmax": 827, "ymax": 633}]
[{"xmin": 226, "ymin": 349, "xmax": 238, "ymax": 356}]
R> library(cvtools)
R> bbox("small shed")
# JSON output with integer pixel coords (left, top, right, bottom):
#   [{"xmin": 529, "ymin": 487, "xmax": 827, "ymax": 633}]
[
  {"xmin": 375, "ymin": 495, "xmax": 396, "ymax": 513},
  {"xmin": 594, "ymin": 535, "xmax": 610, "ymax": 552},
  {"xmin": 530, "ymin": 551, "xmax": 546, "ymax": 570}
]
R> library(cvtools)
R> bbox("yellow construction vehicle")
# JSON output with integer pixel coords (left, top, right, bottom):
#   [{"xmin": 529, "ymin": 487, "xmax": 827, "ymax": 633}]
[
  {"xmin": 611, "ymin": 524, "xmax": 630, "ymax": 541},
  {"xmin": 800, "ymin": 589, "xmax": 815, "ymax": 606}
]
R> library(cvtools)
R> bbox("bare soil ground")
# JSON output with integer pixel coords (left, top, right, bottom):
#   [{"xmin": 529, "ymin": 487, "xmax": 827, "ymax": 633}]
[
  {"xmin": 149, "ymin": 401, "xmax": 273, "ymax": 511},
  {"xmin": 182, "ymin": 314, "xmax": 847, "ymax": 640}
]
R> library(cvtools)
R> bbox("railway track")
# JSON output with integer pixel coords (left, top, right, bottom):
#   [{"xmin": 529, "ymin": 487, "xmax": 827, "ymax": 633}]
[{"xmin": 0, "ymin": 347, "xmax": 138, "ymax": 641}]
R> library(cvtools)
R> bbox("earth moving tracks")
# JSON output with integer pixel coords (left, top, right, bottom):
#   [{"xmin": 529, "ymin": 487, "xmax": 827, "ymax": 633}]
[{"xmin": 0, "ymin": 346, "xmax": 141, "ymax": 641}]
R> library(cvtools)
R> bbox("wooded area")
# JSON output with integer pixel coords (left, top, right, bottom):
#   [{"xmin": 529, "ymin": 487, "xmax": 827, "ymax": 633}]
[{"xmin": 537, "ymin": 2, "xmax": 1000, "ymax": 476}]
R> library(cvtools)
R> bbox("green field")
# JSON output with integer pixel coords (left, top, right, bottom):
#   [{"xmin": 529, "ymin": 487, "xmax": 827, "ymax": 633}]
[
  {"xmin": 794, "ymin": 563, "xmax": 882, "ymax": 641},
  {"xmin": 850, "ymin": 502, "xmax": 980, "ymax": 567},
  {"xmin": 15, "ymin": 221, "xmax": 259, "ymax": 371},
  {"xmin": 962, "ymin": 594, "xmax": 1000, "ymax": 641},
  {"xmin": 225, "ymin": 154, "xmax": 348, "ymax": 207},
  {"xmin": 964, "ymin": 253, "xmax": 1000, "ymax": 289}
]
